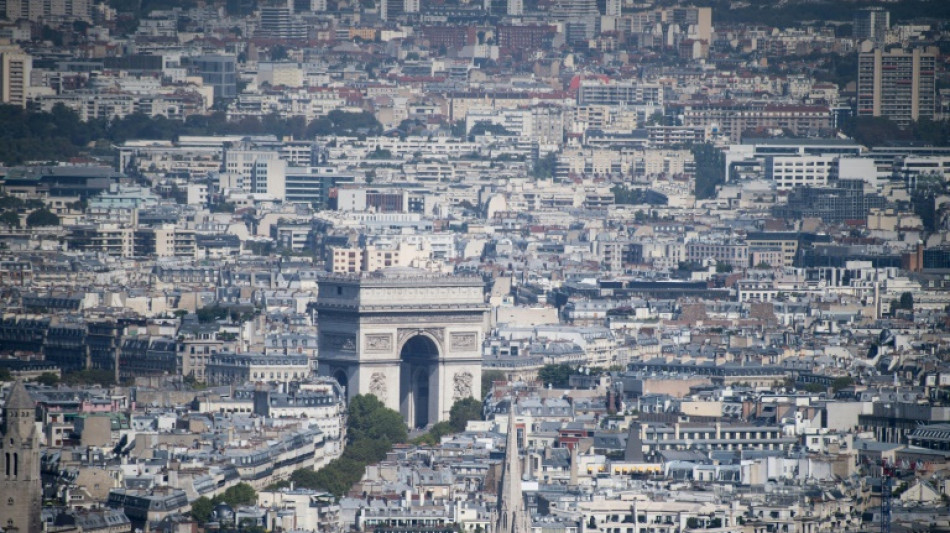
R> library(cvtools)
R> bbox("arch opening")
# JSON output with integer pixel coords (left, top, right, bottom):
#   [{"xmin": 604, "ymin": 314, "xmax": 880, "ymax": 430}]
[
  {"xmin": 400, "ymin": 335, "xmax": 438, "ymax": 429},
  {"xmin": 332, "ymin": 369, "xmax": 349, "ymax": 394}
]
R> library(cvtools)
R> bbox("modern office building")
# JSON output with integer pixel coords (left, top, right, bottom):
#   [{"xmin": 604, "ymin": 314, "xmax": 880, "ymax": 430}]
[
  {"xmin": 854, "ymin": 7, "xmax": 889, "ymax": 44},
  {"xmin": 192, "ymin": 55, "xmax": 237, "ymax": 101},
  {"xmin": 554, "ymin": 0, "xmax": 598, "ymax": 42},
  {"xmin": 772, "ymin": 180, "xmax": 887, "ymax": 223},
  {"xmin": 284, "ymin": 167, "xmax": 356, "ymax": 208},
  {"xmin": 857, "ymin": 47, "xmax": 937, "ymax": 126}
]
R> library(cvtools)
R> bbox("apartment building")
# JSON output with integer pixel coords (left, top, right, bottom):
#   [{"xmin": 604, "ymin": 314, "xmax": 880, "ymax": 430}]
[
  {"xmin": 206, "ymin": 353, "xmax": 312, "ymax": 385},
  {"xmin": 680, "ymin": 102, "xmax": 831, "ymax": 142},
  {"xmin": 0, "ymin": 46, "xmax": 31, "ymax": 108},
  {"xmin": 854, "ymin": 7, "xmax": 889, "ymax": 44},
  {"xmin": 858, "ymin": 47, "xmax": 937, "ymax": 126}
]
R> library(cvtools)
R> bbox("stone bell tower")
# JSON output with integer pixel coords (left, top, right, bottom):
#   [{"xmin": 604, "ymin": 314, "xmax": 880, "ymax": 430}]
[{"xmin": 0, "ymin": 381, "xmax": 42, "ymax": 533}]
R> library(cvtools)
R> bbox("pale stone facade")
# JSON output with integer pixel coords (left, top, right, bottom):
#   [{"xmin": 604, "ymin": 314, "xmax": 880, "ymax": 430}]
[
  {"xmin": 0, "ymin": 382, "xmax": 42, "ymax": 533},
  {"xmin": 315, "ymin": 270, "xmax": 489, "ymax": 428}
]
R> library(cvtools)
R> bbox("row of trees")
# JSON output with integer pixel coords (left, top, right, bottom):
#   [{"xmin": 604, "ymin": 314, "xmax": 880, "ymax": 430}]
[
  {"xmin": 0, "ymin": 194, "xmax": 61, "ymax": 228},
  {"xmin": 842, "ymin": 116, "xmax": 950, "ymax": 148},
  {"xmin": 710, "ymin": 0, "xmax": 950, "ymax": 28},
  {"xmin": 270, "ymin": 394, "xmax": 408, "ymax": 497},
  {"xmin": 0, "ymin": 208, "xmax": 59, "ymax": 228},
  {"xmin": 0, "ymin": 104, "xmax": 383, "ymax": 165},
  {"xmin": 25, "ymin": 370, "xmax": 115, "ymax": 387},
  {"xmin": 537, "ymin": 364, "xmax": 580, "ymax": 388},
  {"xmin": 253, "ymin": 395, "xmax": 485, "ymax": 500}
]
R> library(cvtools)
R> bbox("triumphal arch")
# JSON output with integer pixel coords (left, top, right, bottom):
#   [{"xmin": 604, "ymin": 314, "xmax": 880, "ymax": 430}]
[{"xmin": 315, "ymin": 269, "xmax": 489, "ymax": 428}]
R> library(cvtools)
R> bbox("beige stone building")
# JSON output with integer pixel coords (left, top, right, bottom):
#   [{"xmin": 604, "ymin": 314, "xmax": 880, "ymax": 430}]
[{"xmin": 0, "ymin": 382, "xmax": 42, "ymax": 533}]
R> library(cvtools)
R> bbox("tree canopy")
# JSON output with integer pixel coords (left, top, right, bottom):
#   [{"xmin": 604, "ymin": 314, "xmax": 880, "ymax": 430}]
[
  {"xmin": 217, "ymin": 483, "xmax": 257, "ymax": 507},
  {"xmin": 449, "ymin": 397, "xmax": 483, "ymax": 432},
  {"xmin": 481, "ymin": 370, "xmax": 506, "ymax": 398},
  {"xmin": 692, "ymin": 143, "xmax": 725, "ymax": 200},
  {"xmin": 188, "ymin": 483, "xmax": 256, "ymax": 524},
  {"xmin": 0, "ymin": 104, "xmax": 383, "ymax": 165},
  {"xmin": 30, "ymin": 372, "xmax": 60, "ymax": 387},
  {"xmin": 532, "ymin": 152, "xmax": 558, "ymax": 179},
  {"xmin": 287, "ymin": 394, "xmax": 407, "ymax": 498},
  {"xmin": 26, "ymin": 208, "xmax": 59, "ymax": 227},
  {"xmin": 347, "ymin": 393, "xmax": 408, "ymax": 445},
  {"xmin": 537, "ymin": 364, "xmax": 579, "ymax": 388},
  {"xmin": 190, "ymin": 496, "xmax": 214, "ymax": 523},
  {"xmin": 0, "ymin": 211, "xmax": 19, "ymax": 228}
]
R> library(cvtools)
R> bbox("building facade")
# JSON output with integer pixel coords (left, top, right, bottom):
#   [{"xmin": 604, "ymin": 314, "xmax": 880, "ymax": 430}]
[
  {"xmin": 0, "ymin": 47, "xmax": 30, "ymax": 108},
  {"xmin": 0, "ymin": 382, "xmax": 42, "ymax": 533},
  {"xmin": 315, "ymin": 270, "xmax": 489, "ymax": 428},
  {"xmin": 858, "ymin": 47, "xmax": 937, "ymax": 126}
]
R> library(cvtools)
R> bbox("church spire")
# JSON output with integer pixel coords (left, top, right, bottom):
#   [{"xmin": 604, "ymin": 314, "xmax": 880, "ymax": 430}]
[
  {"xmin": 2, "ymin": 381, "xmax": 35, "ymax": 440},
  {"xmin": 495, "ymin": 402, "xmax": 531, "ymax": 533}
]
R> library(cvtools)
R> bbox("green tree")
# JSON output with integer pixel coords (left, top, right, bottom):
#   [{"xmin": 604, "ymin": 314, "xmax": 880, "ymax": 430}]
[
  {"xmin": 469, "ymin": 121, "xmax": 512, "ymax": 137},
  {"xmin": 342, "ymin": 437, "xmax": 393, "ymax": 463},
  {"xmin": 842, "ymin": 116, "xmax": 910, "ymax": 147},
  {"xmin": 31, "ymin": 372, "xmax": 60, "ymax": 386},
  {"xmin": 211, "ymin": 201, "xmax": 235, "ymax": 213},
  {"xmin": 196, "ymin": 305, "xmax": 229, "ymax": 323},
  {"xmin": 537, "ymin": 364, "xmax": 579, "ymax": 388},
  {"xmin": 692, "ymin": 143, "xmax": 725, "ymax": 200},
  {"xmin": 832, "ymin": 377, "xmax": 854, "ymax": 392},
  {"xmin": 289, "ymin": 468, "xmax": 322, "ymax": 489},
  {"xmin": 190, "ymin": 496, "xmax": 214, "ymax": 523},
  {"xmin": 366, "ymin": 147, "xmax": 393, "ymax": 159},
  {"xmin": 26, "ymin": 208, "xmax": 59, "ymax": 227},
  {"xmin": 0, "ymin": 368, "xmax": 11, "ymax": 382},
  {"xmin": 532, "ymin": 152, "xmax": 558, "ymax": 180},
  {"xmin": 448, "ymin": 397, "xmax": 482, "ymax": 432},
  {"xmin": 899, "ymin": 292, "xmax": 914, "ymax": 310},
  {"xmin": 0, "ymin": 211, "xmax": 19, "ymax": 228},
  {"xmin": 347, "ymin": 394, "xmax": 407, "ymax": 444},
  {"xmin": 412, "ymin": 421, "xmax": 454, "ymax": 445},
  {"xmin": 218, "ymin": 483, "xmax": 256, "ymax": 507},
  {"xmin": 481, "ymin": 370, "xmax": 505, "ymax": 397},
  {"xmin": 715, "ymin": 261, "xmax": 733, "ymax": 273},
  {"xmin": 62, "ymin": 369, "xmax": 115, "ymax": 387},
  {"xmin": 276, "ymin": 395, "xmax": 410, "ymax": 498}
]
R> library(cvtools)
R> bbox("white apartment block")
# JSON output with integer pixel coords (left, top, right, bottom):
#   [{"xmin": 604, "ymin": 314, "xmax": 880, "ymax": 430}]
[
  {"xmin": 465, "ymin": 107, "xmax": 564, "ymax": 145},
  {"xmin": 223, "ymin": 147, "xmax": 287, "ymax": 199},
  {"xmin": 766, "ymin": 155, "xmax": 835, "ymax": 190}
]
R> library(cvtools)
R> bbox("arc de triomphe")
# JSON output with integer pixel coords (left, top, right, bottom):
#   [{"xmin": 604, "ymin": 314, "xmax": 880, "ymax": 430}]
[{"xmin": 314, "ymin": 270, "xmax": 489, "ymax": 429}]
